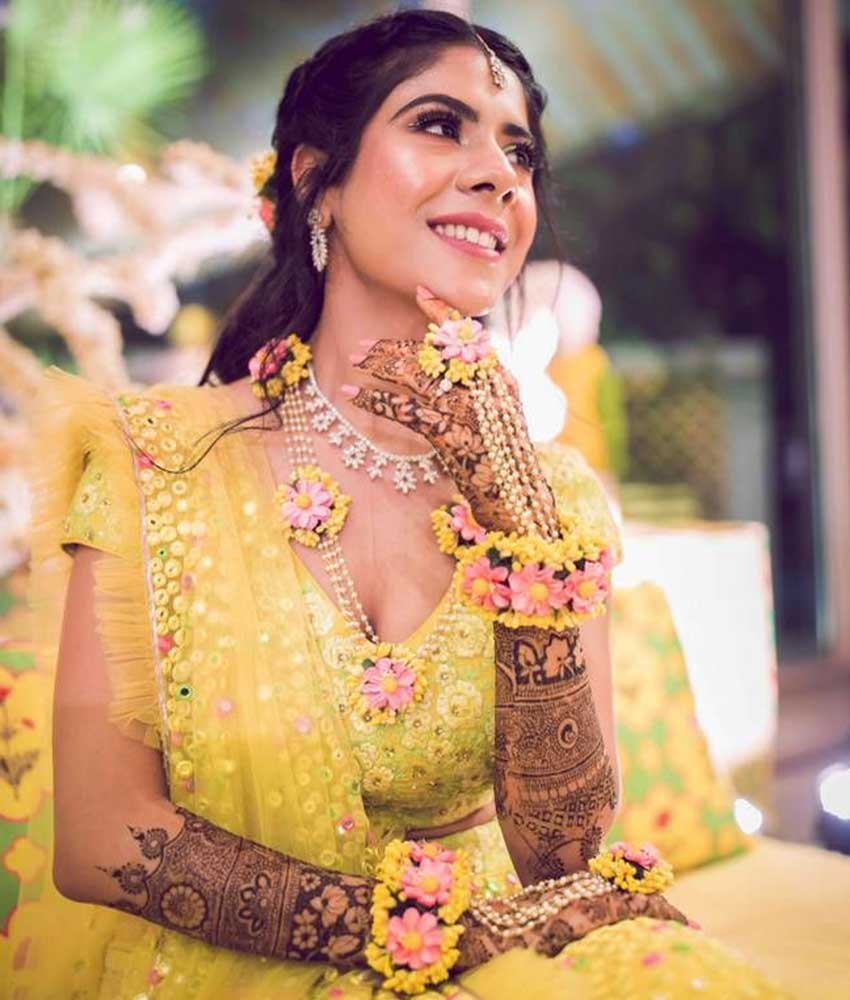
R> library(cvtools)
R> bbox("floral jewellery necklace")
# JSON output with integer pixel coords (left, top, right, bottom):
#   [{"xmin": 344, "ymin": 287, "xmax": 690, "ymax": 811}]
[
  {"xmin": 280, "ymin": 383, "xmax": 463, "ymax": 727},
  {"xmin": 303, "ymin": 366, "xmax": 447, "ymax": 495},
  {"xmin": 248, "ymin": 336, "xmax": 461, "ymax": 727}
]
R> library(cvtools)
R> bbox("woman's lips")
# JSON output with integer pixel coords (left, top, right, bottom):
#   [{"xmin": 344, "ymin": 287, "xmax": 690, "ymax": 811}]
[{"xmin": 428, "ymin": 226, "xmax": 502, "ymax": 262}]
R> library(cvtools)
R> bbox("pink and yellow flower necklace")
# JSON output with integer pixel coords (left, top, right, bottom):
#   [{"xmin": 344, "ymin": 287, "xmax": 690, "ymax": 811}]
[{"xmin": 250, "ymin": 334, "xmax": 462, "ymax": 726}]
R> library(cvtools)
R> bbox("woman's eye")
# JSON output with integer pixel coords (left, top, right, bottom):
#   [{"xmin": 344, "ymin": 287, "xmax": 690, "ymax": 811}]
[
  {"xmin": 508, "ymin": 143, "xmax": 538, "ymax": 171},
  {"xmin": 411, "ymin": 110, "xmax": 538, "ymax": 171},
  {"xmin": 411, "ymin": 110, "xmax": 461, "ymax": 140}
]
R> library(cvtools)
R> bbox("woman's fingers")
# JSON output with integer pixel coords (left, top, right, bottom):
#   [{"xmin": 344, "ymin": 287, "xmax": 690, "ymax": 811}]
[
  {"xmin": 415, "ymin": 284, "xmax": 457, "ymax": 327},
  {"xmin": 350, "ymin": 339, "xmax": 440, "ymax": 397},
  {"xmin": 344, "ymin": 386, "xmax": 424, "ymax": 435},
  {"xmin": 345, "ymin": 385, "xmax": 451, "ymax": 440}
]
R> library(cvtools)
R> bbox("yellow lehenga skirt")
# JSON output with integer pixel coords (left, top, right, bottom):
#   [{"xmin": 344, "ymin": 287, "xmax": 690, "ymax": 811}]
[{"xmin": 1, "ymin": 369, "xmax": 794, "ymax": 998}]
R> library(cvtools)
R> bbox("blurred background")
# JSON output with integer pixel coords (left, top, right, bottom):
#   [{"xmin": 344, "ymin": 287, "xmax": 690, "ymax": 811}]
[{"xmin": 1, "ymin": 0, "xmax": 849, "ymax": 935}]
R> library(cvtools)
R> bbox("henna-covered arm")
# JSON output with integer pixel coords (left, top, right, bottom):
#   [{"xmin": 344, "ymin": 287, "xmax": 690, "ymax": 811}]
[
  {"xmin": 82, "ymin": 802, "xmax": 377, "ymax": 967},
  {"xmin": 493, "ymin": 621, "xmax": 620, "ymax": 886}
]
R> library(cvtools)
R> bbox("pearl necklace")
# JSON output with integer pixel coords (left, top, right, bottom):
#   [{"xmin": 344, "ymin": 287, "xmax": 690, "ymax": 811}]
[
  {"xmin": 280, "ymin": 381, "xmax": 462, "ymax": 660},
  {"xmin": 302, "ymin": 366, "xmax": 447, "ymax": 495}
]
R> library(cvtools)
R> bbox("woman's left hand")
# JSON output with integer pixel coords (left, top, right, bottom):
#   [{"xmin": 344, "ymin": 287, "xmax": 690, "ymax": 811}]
[{"xmin": 344, "ymin": 287, "xmax": 555, "ymax": 534}]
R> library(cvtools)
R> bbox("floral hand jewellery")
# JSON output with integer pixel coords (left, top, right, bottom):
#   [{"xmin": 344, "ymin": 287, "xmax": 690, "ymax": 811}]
[
  {"xmin": 366, "ymin": 838, "xmax": 471, "ymax": 995},
  {"xmin": 432, "ymin": 499, "xmax": 613, "ymax": 629},
  {"xmin": 588, "ymin": 841, "xmax": 674, "ymax": 895},
  {"xmin": 469, "ymin": 842, "xmax": 674, "ymax": 942},
  {"xmin": 418, "ymin": 310, "xmax": 498, "ymax": 392}
]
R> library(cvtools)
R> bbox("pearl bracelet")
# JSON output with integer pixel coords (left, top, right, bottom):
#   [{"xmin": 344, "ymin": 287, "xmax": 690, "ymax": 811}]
[{"xmin": 468, "ymin": 870, "xmax": 613, "ymax": 939}]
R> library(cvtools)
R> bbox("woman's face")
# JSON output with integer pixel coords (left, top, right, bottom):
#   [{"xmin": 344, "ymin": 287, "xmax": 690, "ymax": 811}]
[{"xmin": 324, "ymin": 44, "xmax": 539, "ymax": 316}]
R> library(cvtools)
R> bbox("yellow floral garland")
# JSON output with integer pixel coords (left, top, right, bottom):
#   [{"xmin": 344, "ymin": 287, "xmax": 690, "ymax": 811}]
[{"xmin": 365, "ymin": 838, "xmax": 472, "ymax": 995}]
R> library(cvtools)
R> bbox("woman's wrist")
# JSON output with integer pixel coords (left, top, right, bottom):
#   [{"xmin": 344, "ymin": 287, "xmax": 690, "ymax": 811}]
[
  {"xmin": 432, "ymin": 498, "xmax": 614, "ymax": 631},
  {"xmin": 365, "ymin": 838, "xmax": 472, "ymax": 995}
]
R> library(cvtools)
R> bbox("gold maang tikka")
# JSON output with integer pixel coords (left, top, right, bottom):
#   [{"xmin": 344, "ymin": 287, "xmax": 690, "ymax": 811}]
[{"xmin": 474, "ymin": 31, "xmax": 507, "ymax": 89}]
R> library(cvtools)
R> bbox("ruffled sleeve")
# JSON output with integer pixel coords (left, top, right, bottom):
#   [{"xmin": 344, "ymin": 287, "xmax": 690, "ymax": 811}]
[
  {"xmin": 537, "ymin": 440, "xmax": 623, "ymax": 565},
  {"xmin": 28, "ymin": 366, "xmax": 161, "ymax": 749}
]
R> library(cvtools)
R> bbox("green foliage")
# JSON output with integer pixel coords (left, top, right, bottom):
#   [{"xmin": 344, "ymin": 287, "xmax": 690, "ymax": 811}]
[{"xmin": 1, "ymin": 0, "xmax": 208, "ymax": 214}]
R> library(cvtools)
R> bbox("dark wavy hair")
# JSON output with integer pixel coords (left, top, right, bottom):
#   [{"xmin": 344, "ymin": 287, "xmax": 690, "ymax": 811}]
[{"xmin": 188, "ymin": 8, "xmax": 560, "ymax": 464}]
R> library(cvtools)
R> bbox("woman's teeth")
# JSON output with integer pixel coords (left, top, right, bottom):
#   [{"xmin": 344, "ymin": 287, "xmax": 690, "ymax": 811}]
[{"xmin": 432, "ymin": 223, "xmax": 500, "ymax": 251}]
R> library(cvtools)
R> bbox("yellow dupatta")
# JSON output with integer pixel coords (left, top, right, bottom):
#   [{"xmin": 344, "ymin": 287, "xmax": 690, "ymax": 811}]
[{"xmin": 4, "ymin": 367, "xmax": 374, "ymax": 997}]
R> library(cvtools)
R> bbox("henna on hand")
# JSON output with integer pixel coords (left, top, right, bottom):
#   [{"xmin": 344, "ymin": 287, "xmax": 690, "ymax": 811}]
[
  {"xmin": 456, "ymin": 885, "xmax": 687, "ymax": 970},
  {"xmin": 98, "ymin": 806, "xmax": 374, "ymax": 967},
  {"xmin": 345, "ymin": 291, "xmax": 557, "ymax": 534},
  {"xmin": 526, "ymin": 889, "xmax": 688, "ymax": 958},
  {"xmin": 493, "ymin": 623, "xmax": 618, "ymax": 884}
]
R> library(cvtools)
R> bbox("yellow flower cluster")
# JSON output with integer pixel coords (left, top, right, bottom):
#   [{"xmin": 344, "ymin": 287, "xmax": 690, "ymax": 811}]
[
  {"xmin": 417, "ymin": 312, "xmax": 498, "ymax": 387},
  {"xmin": 588, "ymin": 846, "xmax": 675, "ymax": 895},
  {"xmin": 274, "ymin": 464, "xmax": 350, "ymax": 548},
  {"xmin": 250, "ymin": 334, "xmax": 312, "ymax": 401},
  {"xmin": 430, "ymin": 504, "xmax": 461, "ymax": 555},
  {"xmin": 366, "ymin": 839, "xmax": 472, "ymax": 995},
  {"xmin": 250, "ymin": 149, "xmax": 276, "ymax": 194},
  {"xmin": 347, "ymin": 642, "xmax": 427, "ymax": 726},
  {"xmin": 452, "ymin": 518, "xmax": 610, "ymax": 629}
]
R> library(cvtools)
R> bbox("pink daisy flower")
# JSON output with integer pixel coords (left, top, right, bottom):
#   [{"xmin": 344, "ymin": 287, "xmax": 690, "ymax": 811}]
[
  {"xmin": 563, "ymin": 560, "xmax": 610, "ymax": 615},
  {"xmin": 401, "ymin": 857, "xmax": 454, "ymax": 907},
  {"xmin": 462, "ymin": 557, "xmax": 511, "ymax": 611},
  {"xmin": 281, "ymin": 479, "xmax": 332, "ymax": 531},
  {"xmin": 432, "ymin": 316, "xmax": 492, "ymax": 364},
  {"xmin": 410, "ymin": 842, "xmax": 455, "ymax": 864},
  {"xmin": 361, "ymin": 657, "xmax": 417, "ymax": 712},
  {"xmin": 249, "ymin": 337, "xmax": 291, "ymax": 381},
  {"xmin": 508, "ymin": 563, "xmax": 569, "ymax": 617},
  {"xmin": 449, "ymin": 502, "xmax": 486, "ymax": 544},
  {"xmin": 386, "ymin": 907, "xmax": 444, "ymax": 970},
  {"xmin": 609, "ymin": 841, "xmax": 660, "ymax": 870}
]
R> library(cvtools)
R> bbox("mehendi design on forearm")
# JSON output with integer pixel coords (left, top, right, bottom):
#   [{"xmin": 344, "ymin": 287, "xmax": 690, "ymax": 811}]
[
  {"xmin": 98, "ymin": 807, "xmax": 373, "ymax": 966},
  {"xmin": 493, "ymin": 623, "xmax": 617, "ymax": 882}
]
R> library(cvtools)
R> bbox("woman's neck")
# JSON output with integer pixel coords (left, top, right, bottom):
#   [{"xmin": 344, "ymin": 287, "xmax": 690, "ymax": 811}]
[{"xmin": 308, "ymin": 272, "xmax": 433, "ymax": 455}]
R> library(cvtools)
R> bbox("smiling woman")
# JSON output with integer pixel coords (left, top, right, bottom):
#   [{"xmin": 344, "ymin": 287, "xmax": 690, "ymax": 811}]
[{"xmin": 5, "ymin": 8, "xmax": 793, "ymax": 1000}]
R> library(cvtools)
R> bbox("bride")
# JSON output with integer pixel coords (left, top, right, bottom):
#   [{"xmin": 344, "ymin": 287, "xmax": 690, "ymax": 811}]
[{"xmin": 4, "ymin": 9, "xmax": 791, "ymax": 998}]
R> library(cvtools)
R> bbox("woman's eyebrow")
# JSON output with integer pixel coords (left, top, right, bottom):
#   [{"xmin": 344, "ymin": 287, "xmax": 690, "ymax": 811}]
[{"xmin": 389, "ymin": 92, "xmax": 533, "ymax": 142}]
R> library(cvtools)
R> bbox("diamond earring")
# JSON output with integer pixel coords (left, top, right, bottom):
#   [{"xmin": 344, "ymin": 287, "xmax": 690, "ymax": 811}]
[{"xmin": 308, "ymin": 208, "xmax": 329, "ymax": 273}]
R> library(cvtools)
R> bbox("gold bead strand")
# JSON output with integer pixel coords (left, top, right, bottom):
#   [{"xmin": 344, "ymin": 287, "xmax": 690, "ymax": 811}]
[
  {"xmin": 491, "ymin": 371, "xmax": 559, "ymax": 540},
  {"xmin": 472, "ymin": 375, "xmax": 535, "ymax": 534}
]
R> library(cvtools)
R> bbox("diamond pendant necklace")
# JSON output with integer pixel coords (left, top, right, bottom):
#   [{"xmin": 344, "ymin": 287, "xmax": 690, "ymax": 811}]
[
  {"xmin": 302, "ymin": 366, "xmax": 448, "ymax": 494},
  {"xmin": 280, "ymin": 382, "xmax": 461, "ymax": 661}
]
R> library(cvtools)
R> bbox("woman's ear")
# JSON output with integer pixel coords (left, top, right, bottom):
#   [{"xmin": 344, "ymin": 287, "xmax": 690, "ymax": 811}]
[{"xmin": 291, "ymin": 143, "xmax": 327, "ymax": 202}]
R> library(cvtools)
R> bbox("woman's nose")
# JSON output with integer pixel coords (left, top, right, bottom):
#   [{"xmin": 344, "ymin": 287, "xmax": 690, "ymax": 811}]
[{"xmin": 458, "ymin": 142, "xmax": 518, "ymax": 204}]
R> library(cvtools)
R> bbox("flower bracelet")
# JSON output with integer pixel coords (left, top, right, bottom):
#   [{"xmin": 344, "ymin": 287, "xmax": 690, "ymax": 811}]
[
  {"xmin": 469, "ymin": 841, "xmax": 675, "ymax": 940},
  {"xmin": 365, "ymin": 838, "xmax": 472, "ymax": 996},
  {"xmin": 432, "ymin": 498, "xmax": 614, "ymax": 629}
]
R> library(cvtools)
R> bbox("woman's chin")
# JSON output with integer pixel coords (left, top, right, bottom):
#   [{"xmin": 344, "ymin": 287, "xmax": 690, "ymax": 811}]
[{"xmin": 428, "ymin": 279, "xmax": 503, "ymax": 318}]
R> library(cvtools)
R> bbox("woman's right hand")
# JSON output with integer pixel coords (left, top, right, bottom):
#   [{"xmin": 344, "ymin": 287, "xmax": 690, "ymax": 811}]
[
  {"xmin": 455, "ymin": 887, "xmax": 688, "ymax": 971},
  {"xmin": 344, "ymin": 287, "xmax": 557, "ymax": 535}
]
